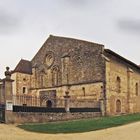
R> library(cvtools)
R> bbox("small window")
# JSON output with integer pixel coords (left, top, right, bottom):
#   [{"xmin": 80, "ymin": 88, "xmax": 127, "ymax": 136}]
[
  {"xmin": 23, "ymin": 78, "xmax": 26, "ymax": 81},
  {"xmin": 135, "ymin": 83, "xmax": 139, "ymax": 96},
  {"xmin": 22, "ymin": 87, "xmax": 26, "ymax": 94},
  {"xmin": 116, "ymin": 76, "xmax": 121, "ymax": 93},
  {"xmin": 82, "ymin": 87, "xmax": 85, "ymax": 96}
]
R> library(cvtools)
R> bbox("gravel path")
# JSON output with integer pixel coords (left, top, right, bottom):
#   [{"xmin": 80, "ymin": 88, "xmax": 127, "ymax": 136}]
[{"xmin": 0, "ymin": 122, "xmax": 140, "ymax": 140}]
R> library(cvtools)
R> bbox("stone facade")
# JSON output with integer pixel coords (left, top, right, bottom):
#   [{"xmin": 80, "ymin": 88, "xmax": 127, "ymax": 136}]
[
  {"xmin": 12, "ymin": 72, "xmax": 31, "ymax": 95},
  {"xmin": 31, "ymin": 35, "xmax": 105, "ymax": 88},
  {"xmin": 9, "ymin": 35, "xmax": 140, "ymax": 116},
  {"xmin": 105, "ymin": 50, "xmax": 140, "ymax": 115},
  {"xmin": 11, "ymin": 35, "xmax": 105, "ymax": 109}
]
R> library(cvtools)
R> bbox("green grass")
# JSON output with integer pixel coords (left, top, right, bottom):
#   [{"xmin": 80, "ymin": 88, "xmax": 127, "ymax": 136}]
[{"xmin": 18, "ymin": 113, "xmax": 140, "ymax": 134}]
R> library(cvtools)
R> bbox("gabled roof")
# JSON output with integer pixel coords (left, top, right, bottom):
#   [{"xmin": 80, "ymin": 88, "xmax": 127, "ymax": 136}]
[
  {"xmin": 13, "ymin": 59, "xmax": 32, "ymax": 74},
  {"xmin": 49, "ymin": 35, "xmax": 104, "ymax": 46},
  {"xmin": 31, "ymin": 35, "xmax": 104, "ymax": 63}
]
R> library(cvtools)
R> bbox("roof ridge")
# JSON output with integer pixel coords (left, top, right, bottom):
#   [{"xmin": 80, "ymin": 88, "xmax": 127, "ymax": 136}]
[{"xmin": 49, "ymin": 34, "xmax": 104, "ymax": 46}]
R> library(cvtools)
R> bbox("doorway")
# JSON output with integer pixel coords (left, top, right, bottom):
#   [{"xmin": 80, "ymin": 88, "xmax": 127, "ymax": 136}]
[
  {"xmin": 46, "ymin": 100, "xmax": 52, "ymax": 108},
  {"xmin": 116, "ymin": 99, "xmax": 121, "ymax": 113}
]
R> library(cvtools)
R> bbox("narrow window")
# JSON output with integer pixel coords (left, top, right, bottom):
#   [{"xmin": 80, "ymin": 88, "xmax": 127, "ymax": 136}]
[
  {"xmin": 136, "ymin": 83, "xmax": 138, "ymax": 96},
  {"xmin": 62, "ymin": 56, "xmax": 70, "ymax": 84},
  {"xmin": 116, "ymin": 76, "xmax": 121, "ymax": 93},
  {"xmin": 82, "ymin": 87, "xmax": 85, "ymax": 96},
  {"xmin": 40, "ymin": 74, "xmax": 44, "ymax": 88},
  {"xmin": 22, "ymin": 87, "xmax": 26, "ymax": 94},
  {"xmin": 52, "ymin": 66, "xmax": 59, "ymax": 86},
  {"xmin": 40, "ymin": 69, "xmax": 46, "ymax": 88}
]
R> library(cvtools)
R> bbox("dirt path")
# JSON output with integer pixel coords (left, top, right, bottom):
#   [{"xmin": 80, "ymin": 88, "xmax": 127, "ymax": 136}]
[{"xmin": 0, "ymin": 122, "xmax": 140, "ymax": 140}]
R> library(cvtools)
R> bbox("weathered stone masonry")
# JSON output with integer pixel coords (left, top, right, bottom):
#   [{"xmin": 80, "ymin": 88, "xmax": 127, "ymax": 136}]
[
  {"xmin": 1, "ymin": 35, "xmax": 140, "ymax": 124},
  {"xmin": 11, "ymin": 35, "xmax": 140, "ymax": 116},
  {"xmin": 11, "ymin": 35, "xmax": 106, "ymax": 111}
]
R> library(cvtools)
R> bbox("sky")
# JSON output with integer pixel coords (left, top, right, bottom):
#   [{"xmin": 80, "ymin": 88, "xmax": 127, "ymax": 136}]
[{"xmin": 0, "ymin": 0, "xmax": 140, "ymax": 78}]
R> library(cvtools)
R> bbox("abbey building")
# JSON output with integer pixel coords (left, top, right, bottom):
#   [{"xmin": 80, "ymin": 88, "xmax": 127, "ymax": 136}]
[{"xmin": 11, "ymin": 35, "xmax": 140, "ymax": 115}]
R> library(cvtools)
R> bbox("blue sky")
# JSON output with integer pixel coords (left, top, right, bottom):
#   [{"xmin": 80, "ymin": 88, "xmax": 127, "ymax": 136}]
[{"xmin": 0, "ymin": 0, "xmax": 140, "ymax": 77}]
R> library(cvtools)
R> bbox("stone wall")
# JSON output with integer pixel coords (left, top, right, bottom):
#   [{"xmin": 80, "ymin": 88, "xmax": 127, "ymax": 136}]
[
  {"xmin": 11, "ymin": 112, "xmax": 101, "ymax": 124},
  {"xmin": 105, "ymin": 53, "xmax": 140, "ymax": 115},
  {"xmin": 30, "ymin": 82, "xmax": 103, "ymax": 108},
  {"xmin": 31, "ymin": 35, "xmax": 105, "ymax": 89},
  {"xmin": 32, "ymin": 82, "xmax": 103, "ymax": 97},
  {"xmin": 11, "ymin": 35, "xmax": 105, "ymax": 111},
  {"xmin": 11, "ymin": 73, "xmax": 32, "ymax": 95}
]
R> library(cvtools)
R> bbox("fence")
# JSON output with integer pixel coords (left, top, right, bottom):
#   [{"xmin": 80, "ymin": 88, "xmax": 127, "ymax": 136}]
[
  {"xmin": 0, "ymin": 104, "xmax": 5, "ymax": 122},
  {"xmin": 5, "ymin": 95, "xmax": 102, "ymax": 123},
  {"xmin": 13, "ymin": 106, "xmax": 66, "ymax": 113},
  {"xmin": 12, "ymin": 95, "xmax": 100, "ymax": 108},
  {"xmin": 0, "ymin": 68, "xmax": 102, "ymax": 123},
  {"xmin": 13, "ymin": 106, "xmax": 100, "ymax": 113}
]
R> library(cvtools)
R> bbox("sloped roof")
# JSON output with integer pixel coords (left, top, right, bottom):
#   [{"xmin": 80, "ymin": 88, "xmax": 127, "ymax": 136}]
[
  {"xmin": 31, "ymin": 35, "xmax": 104, "ymax": 63},
  {"xmin": 104, "ymin": 49, "xmax": 140, "ymax": 72},
  {"xmin": 13, "ymin": 59, "xmax": 32, "ymax": 74},
  {"xmin": 12, "ymin": 35, "xmax": 140, "ymax": 75},
  {"xmin": 49, "ymin": 35, "xmax": 104, "ymax": 45}
]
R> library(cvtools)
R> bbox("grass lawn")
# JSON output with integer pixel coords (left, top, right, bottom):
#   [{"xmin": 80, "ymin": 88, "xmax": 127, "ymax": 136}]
[{"xmin": 18, "ymin": 113, "xmax": 140, "ymax": 134}]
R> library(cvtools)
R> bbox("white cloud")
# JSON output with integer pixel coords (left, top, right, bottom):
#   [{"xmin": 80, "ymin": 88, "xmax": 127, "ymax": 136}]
[{"xmin": 0, "ymin": 0, "xmax": 140, "ymax": 77}]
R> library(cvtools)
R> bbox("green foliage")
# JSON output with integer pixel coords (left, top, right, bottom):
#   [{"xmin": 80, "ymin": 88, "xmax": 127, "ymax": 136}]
[{"xmin": 18, "ymin": 113, "xmax": 140, "ymax": 134}]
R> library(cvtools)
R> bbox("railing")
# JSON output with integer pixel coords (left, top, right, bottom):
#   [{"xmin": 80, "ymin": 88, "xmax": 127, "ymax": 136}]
[
  {"xmin": 11, "ymin": 95, "xmax": 101, "ymax": 113},
  {"xmin": 13, "ymin": 106, "xmax": 66, "ymax": 113},
  {"xmin": 0, "ymin": 104, "xmax": 5, "ymax": 122},
  {"xmin": 13, "ymin": 106, "xmax": 101, "ymax": 113},
  {"xmin": 13, "ymin": 95, "xmax": 41, "ymax": 107},
  {"xmin": 12, "ymin": 95, "xmax": 100, "ymax": 108}
]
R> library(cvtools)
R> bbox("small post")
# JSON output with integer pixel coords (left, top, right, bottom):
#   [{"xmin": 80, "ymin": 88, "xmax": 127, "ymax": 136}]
[
  {"xmin": 99, "ymin": 99, "xmax": 105, "ymax": 116},
  {"xmin": 99, "ymin": 86, "xmax": 105, "ymax": 116},
  {"xmin": 64, "ymin": 91, "xmax": 70, "ymax": 112}
]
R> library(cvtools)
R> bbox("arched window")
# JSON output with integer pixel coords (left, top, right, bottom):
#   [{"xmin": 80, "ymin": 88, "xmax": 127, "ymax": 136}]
[
  {"xmin": 39, "ymin": 69, "xmax": 46, "ymax": 88},
  {"xmin": 116, "ymin": 99, "xmax": 121, "ymax": 113},
  {"xmin": 135, "ymin": 83, "xmax": 139, "ymax": 96},
  {"xmin": 45, "ymin": 53, "xmax": 54, "ymax": 67},
  {"xmin": 61, "ymin": 56, "xmax": 70, "ymax": 84},
  {"xmin": 40, "ymin": 74, "xmax": 45, "ymax": 88},
  {"xmin": 40, "ymin": 75, "xmax": 43, "ymax": 86},
  {"xmin": 116, "ymin": 76, "xmax": 121, "ymax": 93},
  {"xmin": 52, "ymin": 66, "xmax": 59, "ymax": 86}
]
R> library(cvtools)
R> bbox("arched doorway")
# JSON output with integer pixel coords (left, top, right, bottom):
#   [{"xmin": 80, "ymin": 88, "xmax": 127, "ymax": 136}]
[
  {"xmin": 116, "ymin": 100, "xmax": 121, "ymax": 113},
  {"xmin": 46, "ymin": 100, "xmax": 52, "ymax": 108}
]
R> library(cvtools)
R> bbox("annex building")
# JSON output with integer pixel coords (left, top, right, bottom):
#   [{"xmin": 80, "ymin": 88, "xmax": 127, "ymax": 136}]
[{"xmin": 10, "ymin": 35, "xmax": 140, "ymax": 116}]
